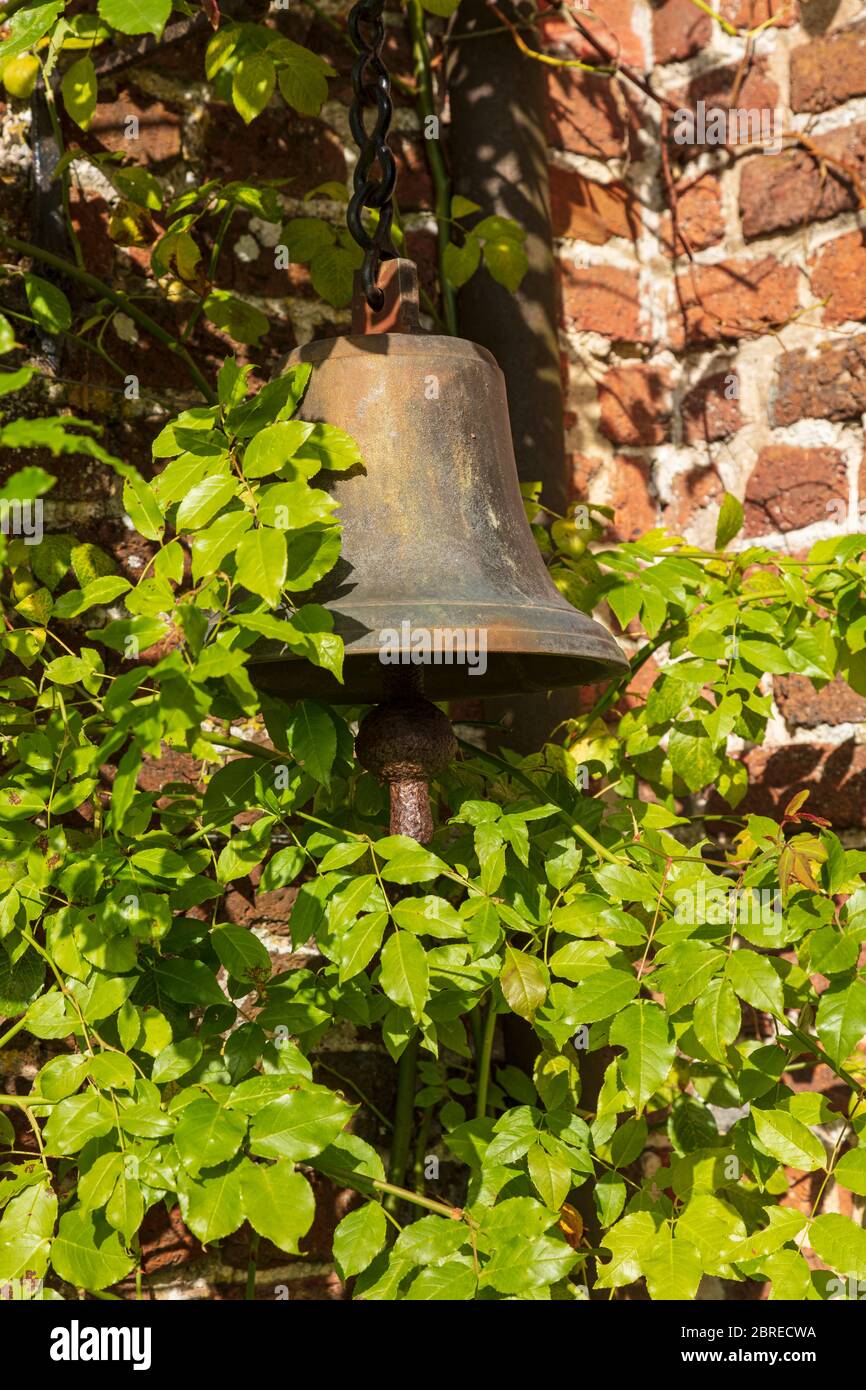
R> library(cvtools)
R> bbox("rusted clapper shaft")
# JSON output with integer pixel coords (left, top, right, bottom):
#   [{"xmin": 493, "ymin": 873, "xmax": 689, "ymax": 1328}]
[{"xmin": 351, "ymin": 261, "xmax": 456, "ymax": 845}]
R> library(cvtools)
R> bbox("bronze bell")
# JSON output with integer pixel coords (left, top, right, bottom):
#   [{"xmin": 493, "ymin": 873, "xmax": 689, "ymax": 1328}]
[{"xmin": 249, "ymin": 268, "xmax": 626, "ymax": 706}]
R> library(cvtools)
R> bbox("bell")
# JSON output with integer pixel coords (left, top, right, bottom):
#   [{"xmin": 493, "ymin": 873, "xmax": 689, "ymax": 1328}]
[{"xmin": 249, "ymin": 280, "xmax": 625, "ymax": 705}]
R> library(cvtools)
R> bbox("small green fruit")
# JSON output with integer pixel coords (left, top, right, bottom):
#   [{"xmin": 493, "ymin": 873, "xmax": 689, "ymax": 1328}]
[{"xmin": 2, "ymin": 54, "xmax": 40, "ymax": 101}]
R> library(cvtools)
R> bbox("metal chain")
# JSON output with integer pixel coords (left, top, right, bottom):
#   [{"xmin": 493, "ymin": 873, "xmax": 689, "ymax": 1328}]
[{"xmin": 346, "ymin": 0, "xmax": 398, "ymax": 309}]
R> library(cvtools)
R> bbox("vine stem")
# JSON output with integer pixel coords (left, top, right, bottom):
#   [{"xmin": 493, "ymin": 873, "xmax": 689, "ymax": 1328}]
[
  {"xmin": 475, "ymin": 996, "xmax": 497, "ymax": 1118},
  {"xmin": 1, "ymin": 234, "xmax": 216, "ymax": 402},
  {"xmin": 385, "ymin": 1034, "xmax": 419, "ymax": 1216},
  {"xmin": 407, "ymin": 0, "xmax": 458, "ymax": 336}
]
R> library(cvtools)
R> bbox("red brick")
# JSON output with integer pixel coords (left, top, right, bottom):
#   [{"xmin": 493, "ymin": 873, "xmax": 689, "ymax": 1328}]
[
  {"xmin": 663, "ymin": 466, "xmax": 725, "ymax": 534},
  {"xmin": 670, "ymin": 59, "xmax": 780, "ymax": 161},
  {"xmin": 549, "ymin": 168, "xmax": 640, "ymax": 243},
  {"xmin": 717, "ymin": 740, "xmax": 866, "ymax": 828},
  {"xmin": 744, "ymin": 446, "xmax": 848, "ymax": 535},
  {"xmin": 790, "ymin": 20, "xmax": 866, "ymax": 113},
  {"xmin": 775, "ymin": 675, "xmax": 866, "ymax": 729},
  {"xmin": 739, "ymin": 125, "xmax": 866, "ymax": 240},
  {"xmin": 673, "ymin": 255, "xmax": 799, "ymax": 346},
  {"xmin": 719, "ymin": 0, "xmax": 795, "ymax": 26},
  {"xmin": 539, "ymin": 1, "xmax": 646, "ymax": 70},
  {"xmin": 598, "ymin": 364, "xmax": 672, "ymax": 445},
  {"xmin": 546, "ymin": 70, "xmax": 641, "ymax": 161},
  {"xmin": 772, "ymin": 335, "xmax": 866, "ymax": 426},
  {"xmin": 681, "ymin": 371, "xmax": 742, "ymax": 442},
  {"xmin": 609, "ymin": 455, "xmax": 658, "ymax": 540},
  {"xmin": 204, "ymin": 105, "xmax": 346, "ymax": 188},
  {"xmin": 85, "ymin": 89, "xmax": 182, "ymax": 166},
  {"xmin": 660, "ymin": 172, "xmax": 725, "ymax": 255},
  {"xmin": 809, "ymin": 230, "xmax": 866, "ymax": 327},
  {"xmin": 561, "ymin": 262, "xmax": 648, "ymax": 342},
  {"xmin": 652, "ymin": 0, "xmax": 711, "ymax": 63}
]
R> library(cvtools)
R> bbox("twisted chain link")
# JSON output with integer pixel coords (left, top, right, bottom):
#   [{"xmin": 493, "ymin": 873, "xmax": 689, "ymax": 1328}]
[{"xmin": 346, "ymin": 0, "xmax": 398, "ymax": 309}]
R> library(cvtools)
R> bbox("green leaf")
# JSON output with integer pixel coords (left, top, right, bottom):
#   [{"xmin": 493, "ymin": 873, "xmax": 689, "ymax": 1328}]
[
  {"xmin": 570, "ymin": 967, "xmax": 639, "ymax": 1024},
  {"xmin": 175, "ymin": 473, "xmax": 236, "ymax": 530},
  {"xmin": 243, "ymin": 421, "xmax": 315, "ymax": 478},
  {"xmin": 232, "ymin": 53, "xmax": 276, "ymax": 124},
  {"xmin": 500, "ymin": 945, "xmax": 547, "ymax": 1022},
  {"xmin": 527, "ymin": 1142, "xmax": 571, "ymax": 1210},
  {"xmin": 609, "ymin": 1001, "xmax": 674, "ymax": 1115},
  {"xmin": 335, "ymin": 911, "xmax": 388, "ymax": 984},
  {"xmin": 151, "ymin": 1037, "xmax": 203, "ymax": 1084},
  {"xmin": 751, "ymin": 1107, "xmax": 826, "ymax": 1172},
  {"xmin": 150, "ymin": 957, "xmax": 227, "ymax": 1008},
  {"xmin": 0, "ymin": 2, "xmax": 62, "ymax": 66},
  {"xmin": 275, "ymin": 40, "xmax": 332, "ymax": 116},
  {"xmin": 242, "ymin": 1161, "xmax": 316, "ymax": 1253},
  {"xmin": 249, "ymin": 1088, "xmax": 354, "ymax": 1161},
  {"xmin": 0, "ymin": 1182, "xmax": 56, "ymax": 1281},
  {"xmin": 809, "ymin": 1212, "xmax": 866, "ymax": 1280},
  {"xmin": 333, "ymin": 1201, "xmax": 387, "ymax": 1279},
  {"xmin": 676, "ymin": 1194, "xmax": 746, "ymax": 1276},
  {"xmin": 183, "ymin": 1161, "xmax": 245, "ymax": 1245},
  {"xmin": 482, "ymin": 237, "xmax": 528, "ymax": 292},
  {"xmin": 282, "ymin": 217, "xmax": 336, "ymax": 264},
  {"xmin": 816, "ymin": 978, "xmax": 866, "ymax": 1068},
  {"xmin": 642, "ymin": 1232, "xmax": 703, "ymax": 1301},
  {"xmin": 235, "ymin": 527, "xmax": 287, "ymax": 605},
  {"xmin": 174, "ymin": 1099, "xmax": 248, "ymax": 1174},
  {"xmin": 451, "ymin": 194, "xmax": 481, "ymax": 219},
  {"xmin": 834, "ymin": 1147, "xmax": 866, "ymax": 1196},
  {"xmin": 725, "ymin": 949, "xmax": 783, "ymax": 1018},
  {"xmin": 443, "ymin": 235, "xmax": 481, "ymax": 289},
  {"xmin": 288, "ymin": 700, "xmax": 336, "ymax": 785},
  {"xmin": 97, "ymin": 0, "xmax": 170, "ymax": 37},
  {"xmin": 60, "ymin": 55, "xmax": 97, "ymax": 130},
  {"xmin": 191, "ymin": 510, "xmax": 252, "ymax": 582},
  {"xmin": 480, "ymin": 1232, "xmax": 576, "ymax": 1295},
  {"xmin": 380, "ymin": 931, "xmax": 429, "ymax": 1023},
  {"xmin": 43, "ymin": 1094, "xmax": 114, "ymax": 1155},
  {"xmin": 105, "ymin": 1176, "xmax": 144, "ymax": 1241},
  {"xmin": 310, "ymin": 244, "xmax": 359, "ymax": 308},
  {"xmin": 404, "ymin": 1258, "xmax": 477, "ymax": 1299},
  {"xmin": 212, "ymin": 923, "xmax": 271, "ymax": 982},
  {"xmin": 204, "ymin": 290, "xmax": 269, "ymax": 346},
  {"xmin": 50, "ymin": 1208, "xmax": 135, "ymax": 1291},
  {"xmin": 715, "ymin": 492, "xmax": 744, "ymax": 549},
  {"xmin": 668, "ymin": 725, "xmax": 721, "ymax": 793},
  {"xmin": 692, "ymin": 978, "xmax": 740, "ymax": 1061},
  {"xmin": 24, "ymin": 274, "xmax": 72, "ymax": 333}
]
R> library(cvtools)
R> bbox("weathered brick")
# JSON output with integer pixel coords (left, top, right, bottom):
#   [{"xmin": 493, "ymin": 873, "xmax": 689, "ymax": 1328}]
[
  {"xmin": 85, "ymin": 88, "xmax": 182, "ymax": 167},
  {"xmin": 719, "ymin": 0, "xmax": 795, "ymax": 25},
  {"xmin": 540, "ymin": 1, "xmax": 646, "ymax": 69},
  {"xmin": 718, "ymin": 740, "xmax": 866, "ymax": 828},
  {"xmin": 204, "ymin": 106, "xmax": 346, "ymax": 188},
  {"xmin": 663, "ymin": 466, "xmax": 725, "ymax": 534},
  {"xmin": 660, "ymin": 172, "xmax": 725, "ymax": 255},
  {"xmin": 670, "ymin": 59, "xmax": 780, "ymax": 161},
  {"xmin": 609, "ymin": 455, "xmax": 657, "ymax": 540},
  {"xmin": 809, "ymin": 230, "xmax": 866, "ymax": 327},
  {"xmin": 681, "ymin": 371, "xmax": 742, "ymax": 442},
  {"xmin": 790, "ymin": 19, "xmax": 866, "ymax": 113},
  {"xmin": 739, "ymin": 125, "xmax": 866, "ymax": 240},
  {"xmin": 744, "ymin": 446, "xmax": 848, "ymax": 535},
  {"xmin": 598, "ymin": 364, "xmax": 672, "ymax": 445},
  {"xmin": 549, "ymin": 168, "xmax": 640, "ymax": 243},
  {"xmin": 652, "ymin": 0, "xmax": 711, "ymax": 63},
  {"xmin": 546, "ymin": 70, "xmax": 641, "ymax": 160},
  {"xmin": 772, "ymin": 335, "xmax": 866, "ymax": 426},
  {"xmin": 560, "ymin": 262, "xmax": 649, "ymax": 342},
  {"xmin": 775, "ymin": 675, "xmax": 866, "ymax": 730},
  {"xmin": 673, "ymin": 255, "xmax": 799, "ymax": 346}
]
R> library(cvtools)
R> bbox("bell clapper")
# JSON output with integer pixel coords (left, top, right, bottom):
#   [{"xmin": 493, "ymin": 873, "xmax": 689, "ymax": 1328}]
[{"xmin": 355, "ymin": 674, "xmax": 456, "ymax": 845}]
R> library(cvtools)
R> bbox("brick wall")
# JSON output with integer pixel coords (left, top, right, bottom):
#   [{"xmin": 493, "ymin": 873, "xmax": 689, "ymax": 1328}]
[
  {"xmin": 2, "ymin": 0, "xmax": 866, "ymax": 1299},
  {"xmin": 547, "ymin": 0, "xmax": 866, "ymax": 833}
]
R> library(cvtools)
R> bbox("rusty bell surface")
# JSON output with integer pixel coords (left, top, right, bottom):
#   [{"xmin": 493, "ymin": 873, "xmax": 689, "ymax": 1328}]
[{"xmin": 248, "ymin": 332, "xmax": 626, "ymax": 703}]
